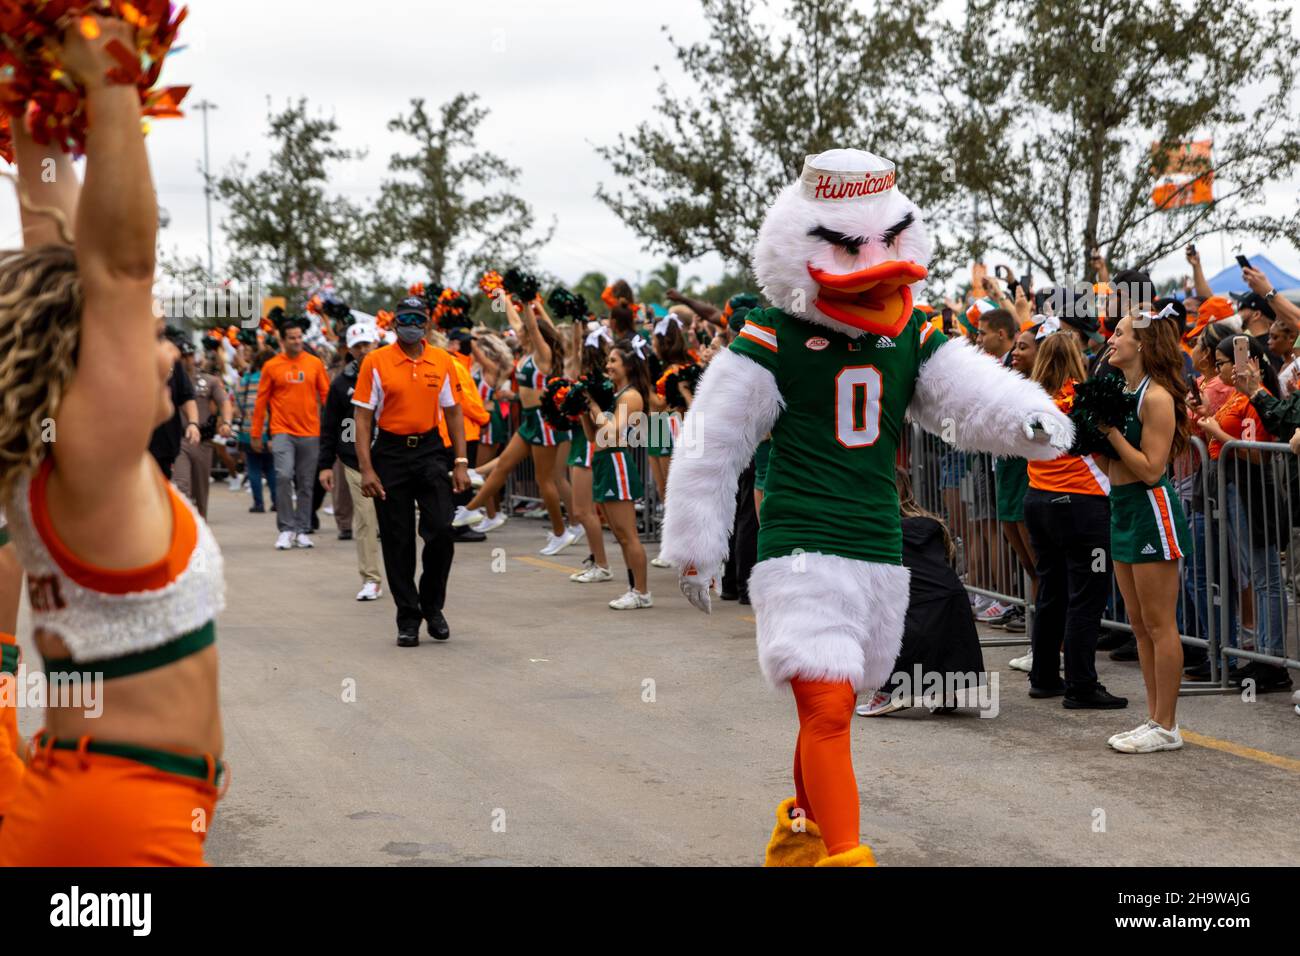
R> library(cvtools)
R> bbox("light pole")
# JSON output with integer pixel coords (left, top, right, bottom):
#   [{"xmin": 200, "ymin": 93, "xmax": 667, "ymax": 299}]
[{"xmin": 194, "ymin": 99, "xmax": 218, "ymax": 277}]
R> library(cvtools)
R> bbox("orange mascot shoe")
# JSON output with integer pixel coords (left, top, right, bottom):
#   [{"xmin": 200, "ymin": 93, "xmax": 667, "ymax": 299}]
[
  {"xmin": 763, "ymin": 796, "xmax": 827, "ymax": 867},
  {"xmin": 815, "ymin": 844, "xmax": 877, "ymax": 867}
]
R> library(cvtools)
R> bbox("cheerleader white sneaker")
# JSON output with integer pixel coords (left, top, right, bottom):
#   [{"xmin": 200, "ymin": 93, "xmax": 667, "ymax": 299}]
[
  {"xmin": 540, "ymin": 529, "xmax": 576, "ymax": 556},
  {"xmin": 467, "ymin": 468, "xmax": 485, "ymax": 489},
  {"xmin": 356, "ymin": 581, "xmax": 383, "ymax": 601},
  {"xmin": 567, "ymin": 524, "xmax": 586, "ymax": 544},
  {"xmin": 1008, "ymin": 652, "xmax": 1033, "ymax": 672},
  {"xmin": 1107, "ymin": 718, "xmax": 1157, "ymax": 748},
  {"xmin": 650, "ymin": 556, "xmax": 672, "ymax": 568},
  {"xmin": 478, "ymin": 513, "xmax": 508, "ymax": 533},
  {"xmin": 452, "ymin": 505, "xmax": 486, "ymax": 528},
  {"xmin": 275, "ymin": 531, "xmax": 294, "ymax": 550},
  {"xmin": 1111, "ymin": 723, "xmax": 1183, "ymax": 753},
  {"xmin": 570, "ymin": 562, "xmax": 613, "ymax": 583},
  {"xmin": 609, "ymin": 589, "xmax": 653, "ymax": 610}
]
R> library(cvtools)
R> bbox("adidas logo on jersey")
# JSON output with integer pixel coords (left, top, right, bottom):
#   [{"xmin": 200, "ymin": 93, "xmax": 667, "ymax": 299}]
[
  {"xmin": 875, "ymin": 338, "xmax": 896, "ymax": 348},
  {"xmin": 1141, "ymin": 543, "xmax": 1158, "ymax": 555}
]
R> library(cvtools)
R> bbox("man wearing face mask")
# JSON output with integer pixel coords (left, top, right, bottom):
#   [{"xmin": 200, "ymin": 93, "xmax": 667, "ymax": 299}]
[{"xmin": 352, "ymin": 298, "xmax": 472, "ymax": 646}]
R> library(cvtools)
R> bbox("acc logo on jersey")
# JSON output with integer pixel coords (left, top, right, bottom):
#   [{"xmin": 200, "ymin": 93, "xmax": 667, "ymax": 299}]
[{"xmin": 806, "ymin": 337, "xmax": 830, "ymax": 351}]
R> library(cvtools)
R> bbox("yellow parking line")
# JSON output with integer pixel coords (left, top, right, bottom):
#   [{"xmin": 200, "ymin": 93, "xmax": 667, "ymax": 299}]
[
  {"xmin": 513, "ymin": 555, "xmax": 579, "ymax": 574},
  {"xmin": 1181, "ymin": 730, "xmax": 1300, "ymax": 774},
  {"xmin": 740, "ymin": 615, "xmax": 756, "ymax": 624}
]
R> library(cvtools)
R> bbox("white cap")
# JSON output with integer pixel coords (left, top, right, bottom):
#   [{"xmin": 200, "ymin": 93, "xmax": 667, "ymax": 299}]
[
  {"xmin": 800, "ymin": 148, "xmax": 897, "ymax": 203},
  {"xmin": 346, "ymin": 322, "xmax": 379, "ymax": 348}
]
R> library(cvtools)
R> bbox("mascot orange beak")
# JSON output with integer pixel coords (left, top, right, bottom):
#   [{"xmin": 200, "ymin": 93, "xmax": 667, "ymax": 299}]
[{"xmin": 808, "ymin": 260, "xmax": 928, "ymax": 338}]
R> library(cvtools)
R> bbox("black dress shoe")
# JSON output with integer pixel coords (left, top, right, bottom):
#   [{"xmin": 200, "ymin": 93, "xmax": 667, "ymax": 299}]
[
  {"xmin": 1109, "ymin": 638, "xmax": 1139, "ymax": 662},
  {"xmin": 249, "ymin": 505, "xmax": 265, "ymax": 513},
  {"xmin": 338, "ymin": 530, "xmax": 353, "ymax": 541},
  {"xmin": 1028, "ymin": 684, "xmax": 1066, "ymax": 699},
  {"xmin": 454, "ymin": 528, "xmax": 488, "ymax": 542},
  {"xmin": 1064, "ymin": 684, "xmax": 1128, "ymax": 709},
  {"xmin": 1251, "ymin": 664, "xmax": 1294, "ymax": 693},
  {"xmin": 426, "ymin": 611, "xmax": 450, "ymax": 641},
  {"xmin": 720, "ymin": 590, "xmax": 739, "ymax": 601},
  {"xmin": 738, "ymin": 595, "xmax": 752, "ymax": 606},
  {"xmin": 396, "ymin": 630, "xmax": 419, "ymax": 648},
  {"xmin": 1227, "ymin": 662, "xmax": 1255, "ymax": 686}
]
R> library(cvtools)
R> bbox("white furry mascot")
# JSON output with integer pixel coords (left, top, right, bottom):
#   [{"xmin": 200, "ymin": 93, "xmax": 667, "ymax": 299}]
[{"xmin": 660, "ymin": 149, "xmax": 1073, "ymax": 867}]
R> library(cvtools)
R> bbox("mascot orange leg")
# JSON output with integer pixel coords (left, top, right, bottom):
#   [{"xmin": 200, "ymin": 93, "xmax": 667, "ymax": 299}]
[{"xmin": 791, "ymin": 678, "xmax": 860, "ymax": 855}]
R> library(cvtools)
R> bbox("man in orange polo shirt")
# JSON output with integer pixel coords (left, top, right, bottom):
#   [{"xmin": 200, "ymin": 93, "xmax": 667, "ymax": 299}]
[
  {"xmin": 353, "ymin": 298, "xmax": 471, "ymax": 646},
  {"xmin": 251, "ymin": 318, "xmax": 332, "ymax": 550}
]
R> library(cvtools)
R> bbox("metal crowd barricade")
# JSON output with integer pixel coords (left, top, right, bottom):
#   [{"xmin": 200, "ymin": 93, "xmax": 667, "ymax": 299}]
[
  {"xmin": 906, "ymin": 423, "xmax": 1034, "ymax": 647},
  {"xmin": 1215, "ymin": 439, "xmax": 1300, "ymax": 680}
]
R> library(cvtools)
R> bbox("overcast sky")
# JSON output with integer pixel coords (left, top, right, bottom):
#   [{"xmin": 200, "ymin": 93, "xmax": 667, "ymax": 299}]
[{"xmin": 3, "ymin": 0, "xmax": 1298, "ymax": 291}]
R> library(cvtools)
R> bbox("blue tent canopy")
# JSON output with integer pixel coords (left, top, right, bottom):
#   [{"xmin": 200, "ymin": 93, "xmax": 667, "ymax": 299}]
[{"xmin": 1205, "ymin": 254, "xmax": 1300, "ymax": 295}]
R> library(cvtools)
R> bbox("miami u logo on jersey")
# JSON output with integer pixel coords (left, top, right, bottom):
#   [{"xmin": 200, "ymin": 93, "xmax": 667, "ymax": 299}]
[
  {"xmin": 28, "ymin": 574, "xmax": 66, "ymax": 613},
  {"xmin": 287, "ymin": 370, "xmax": 305, "ymax": 383}
]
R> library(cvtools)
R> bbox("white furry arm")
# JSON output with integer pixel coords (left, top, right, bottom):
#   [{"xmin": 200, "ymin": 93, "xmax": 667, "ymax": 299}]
[
  {"xmin": 660, "ymin": 349, "xmax": 784, "ymax": 570},
  {"xmin": 908, "ymin": 338, "xmax": 1073, "ymax": 460}
]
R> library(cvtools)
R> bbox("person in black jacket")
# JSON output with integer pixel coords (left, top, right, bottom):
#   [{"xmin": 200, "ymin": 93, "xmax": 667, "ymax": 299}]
[{"xmin": 318, "ymin": 322, "xmax": 384, "ymax": 601}]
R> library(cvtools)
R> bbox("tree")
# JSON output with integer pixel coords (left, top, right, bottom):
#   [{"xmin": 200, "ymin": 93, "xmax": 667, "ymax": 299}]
[
  {"xmin": 638, "ymin": 261, "xmax": 702, "ymax": 306},
  {"xmin": 376, "ymin": 95, "xmax": 554, "ymax": 289},
  {"xmin": 596, "ymin": 0, "xmax": 953, "ymax": 271},
  {"xmin": 946, "ymin": 0, "xmax": 1300, "ymax": 282},
  {"xmin": 213, "ymin": 99, "xmax": 372, "ymax": 304},
  {"xmin": 570, "ymin": 271, "xmax": 609, "ymax": 311}
]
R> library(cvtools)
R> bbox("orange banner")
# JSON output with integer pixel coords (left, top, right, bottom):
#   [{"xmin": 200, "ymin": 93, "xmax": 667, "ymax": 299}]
[{"xmin": 1151, "ymin": 140, "xmax": 1213, "ymax": 210}]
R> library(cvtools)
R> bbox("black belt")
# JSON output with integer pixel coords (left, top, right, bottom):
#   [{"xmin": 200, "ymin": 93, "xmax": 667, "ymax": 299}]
[{"xmin": 376, "ymin": 427, "xmax": 444, "ymax": 450}]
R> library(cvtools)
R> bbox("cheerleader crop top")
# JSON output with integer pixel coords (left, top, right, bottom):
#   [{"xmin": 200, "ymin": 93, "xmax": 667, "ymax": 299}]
[{"xmin": 5, "ymin": 457, "xmax": 225, "ymax": 678}]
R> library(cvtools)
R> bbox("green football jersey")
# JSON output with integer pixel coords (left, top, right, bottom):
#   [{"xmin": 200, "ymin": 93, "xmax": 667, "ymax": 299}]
[{"xmin": 731, "ymin": 307, "xmax": 947, "ymax": 565}]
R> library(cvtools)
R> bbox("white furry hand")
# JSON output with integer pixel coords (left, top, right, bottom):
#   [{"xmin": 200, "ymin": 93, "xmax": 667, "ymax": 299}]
[
  {"xmin": 678, "ymin": 566, "xmax": 719, "ymax": 614},
  {"xmin": 1023, "ymin": 412, "xmax": 1071, "ymax": 451}
]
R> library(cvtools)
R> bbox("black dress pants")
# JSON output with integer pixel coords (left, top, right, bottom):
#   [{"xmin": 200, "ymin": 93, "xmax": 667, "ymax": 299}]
[
  {"xmin": 722, "ymin": 460, "xmax": 758, "ymax": 600},
  {"xmin": 372, "ymin": 431, "xmax": 455, "ymax": 632},
  {"xmin": 1023, "ymin": 488, "xmax": 1111, "ymax": 694}
]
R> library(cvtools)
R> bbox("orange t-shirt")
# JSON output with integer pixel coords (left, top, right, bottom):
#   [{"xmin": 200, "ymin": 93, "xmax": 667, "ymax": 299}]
[
  {"xmin": 1208, "ymin": 390, "xmax": 1270, "ymax": 460},
  {"xmin": 353, "ymin": 342, "xmax": 461, "ymax": 436},
  {"xmin": 1026, "ymin": 380, "xmax": 1110, "ymax": 496},
  {"xmin": 439, "ymin": 353, "xmax": 490, "ymax": 445},
  {"xmin": 251, "ymin": 351, "xmax": 330, "ymax": 439}
]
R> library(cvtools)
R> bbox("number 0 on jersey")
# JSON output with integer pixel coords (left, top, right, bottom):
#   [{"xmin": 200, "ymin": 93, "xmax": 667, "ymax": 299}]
[{"xmin": 835, "ymin": 366, "xmax": 882, "ymax": 448}]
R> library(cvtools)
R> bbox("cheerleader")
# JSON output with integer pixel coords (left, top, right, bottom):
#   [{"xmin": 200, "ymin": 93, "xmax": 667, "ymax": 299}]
[
  {"xmin": 452, "ymin": 292, "xmax": 574, "ymax": 554},
  {"xmin": 567, "ymin": 327, "xmax": 614, "ymax": 583},
  {"xmin": 468, "ymin": 331, "xmax": 514, "ymax": 532},
  {"xmin": 584, "ymin": 340, "xmax": 653, "ymax": 609},
  {"xmin": 1097, "ymin": 307, "xmax": 1194, "ymax": 751},
  {"xmin": 648, "ymin": 310, "xmax": 693, "ymax": 501},
  {"xmin": 0, "ymin": 17, "xmax": 226, "ymax": 864}
]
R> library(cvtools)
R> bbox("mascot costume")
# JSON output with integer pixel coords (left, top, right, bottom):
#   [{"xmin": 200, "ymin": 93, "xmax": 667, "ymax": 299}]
[{"xmin": 660, "ymin": 149, "xmax": 1074, "ymax": 866}]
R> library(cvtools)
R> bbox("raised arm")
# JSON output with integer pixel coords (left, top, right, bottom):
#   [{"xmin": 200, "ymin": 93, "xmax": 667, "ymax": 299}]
[
  {"xmin": 660, "ymin": 349, "xmax": 783, "ymax": 611},
  {"xmin": 908, "ymin": 338, "xmax": 1073, "ymax": 459},
  {"xmin": 51, "ymin": 16, "xmax": 162, "ymax": 488}
]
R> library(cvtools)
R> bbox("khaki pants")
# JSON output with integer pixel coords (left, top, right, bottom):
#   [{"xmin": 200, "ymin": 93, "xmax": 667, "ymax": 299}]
[
  {"xmin": 343, "ymin": 464, "xmax": 382, "ymax": 585},
  {"xmin": 173, "ymin": 440, "xmax": 214, "ymax": 519}
]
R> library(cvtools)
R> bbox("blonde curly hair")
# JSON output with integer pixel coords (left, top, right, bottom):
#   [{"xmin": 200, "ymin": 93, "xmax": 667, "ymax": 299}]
[{"xmin": 0, "ymin": 244, "xmax": 83, "ymax": 505}]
